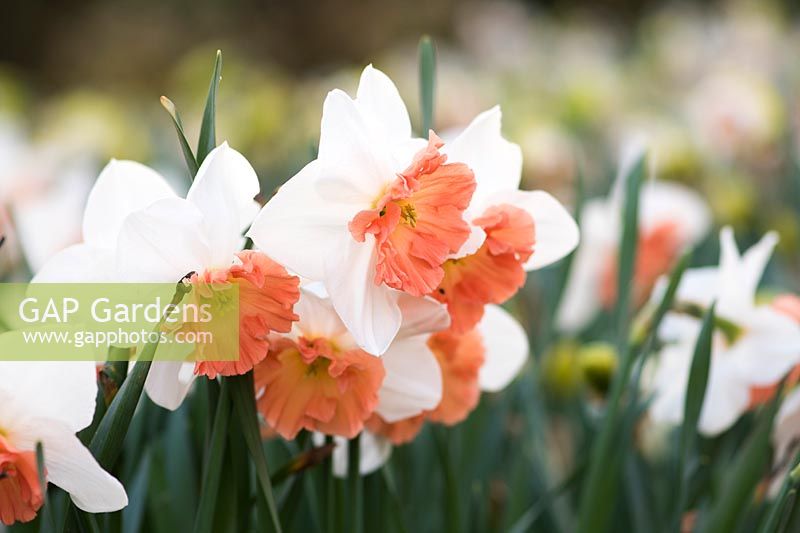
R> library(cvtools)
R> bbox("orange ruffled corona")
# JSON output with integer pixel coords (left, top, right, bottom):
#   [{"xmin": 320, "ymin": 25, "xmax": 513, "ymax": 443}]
[
  {"xmin": 368, "ymin": 329, "xmax": 486, "ymax": 444},
  {"xmin": 366, "ymin": 414, "xmax": 426, "ymax": 445},
  {"xmin": 191, "ymin": 251, "xmax": 300, "ymax": 379},
  {"xmin": 254, "ymin": 336, "xmax": 385, "ymax": 440},
  {"xmin": 434, "ymin": 204, "xmax": 535, "ymax": 333},
  {"xmin": 0, "ymin": 435, "xmax": 43, "ymax": 526},
  {"xmin": 600, "ymin": 221, "xmax": 682, "ymax": 309},
  {"xmin": 349, "ymin": 133, "xmax": 476, "ymax": 297}
]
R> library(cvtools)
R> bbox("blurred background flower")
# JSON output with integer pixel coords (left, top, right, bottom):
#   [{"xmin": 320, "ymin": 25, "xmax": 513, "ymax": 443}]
[{"xmin": 3, "ymin": 1, "xmax": 800, "ymax": 529}]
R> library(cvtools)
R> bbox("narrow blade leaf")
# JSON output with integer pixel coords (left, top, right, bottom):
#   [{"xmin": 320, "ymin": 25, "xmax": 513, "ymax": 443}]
[
  {"xmin": 193, "ymin": 379, "xmax": 231, "ymax": 533},
  {"xmin": 160, "ymin": 96, "xmax": 199, "ymax": 178},
  {"xmin": 229, "ymin": 372, "xmax": 283, "ymax": 533},
  {"xmin": 674, "ymin": 303, "xmax": 716, "ymax": 527},
  {"xmin": 418, "ymin": 36, "xmax": 436, "ymax": 135},
  {"xmin": 577, "ymin": 153, "xmax": 646, "ymax": 533},
  {"xmin": 196, "ymin": 50, "xmax": 222, "ymax": 166}
]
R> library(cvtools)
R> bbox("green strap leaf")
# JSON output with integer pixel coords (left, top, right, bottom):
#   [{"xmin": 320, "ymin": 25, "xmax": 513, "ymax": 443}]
[
  {"xmin": 381, "ymin": 465, "xmax": 410, "ymax": 533},
  {"xmin": 228, "ymin": 372, "xmax": 283, "ymax": 533},
  {"xmin": 434, "ymin": 426, "xmax": 461, "ymax": 533},
  {"xmin": 193, "ymin": 379, "xmax": 231, "ymax": 533},
  {"xmin": 615, "ymin": 154, "xmax": 646, "ymax": 349},
  {"xmin": 160, "ymin": 96, "xmax": 199, "ymax": 178},
  {"xmin": 88, "ymin": 301, "xmax": 185, "ymax": 470},
  {"xmin": 196, "ymin": 50, "xmax": 222, "ymax": 166},
  {"xmin": 673, "ymin": 303, "xmax": 716, "ymax": 529},
  {"xmin": 577, "ymin": 153, "xmax": 645, "ymax": 533},
  {"xmin": 347, "ymin": 435, "xmax": 363, "ymax": 533},
  {"xmin": 36, "ymin": 442, "xmax": 55, "ymax": 533},
  {"xmin": 418, "ymin": 36, "xmax": 436, "ymax": 135}
]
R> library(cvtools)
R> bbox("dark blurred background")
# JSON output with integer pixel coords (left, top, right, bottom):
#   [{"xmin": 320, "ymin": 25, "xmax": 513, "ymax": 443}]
[{"xmin": 4, "ymin": 0, "xmax": 796, "ymax": 92}]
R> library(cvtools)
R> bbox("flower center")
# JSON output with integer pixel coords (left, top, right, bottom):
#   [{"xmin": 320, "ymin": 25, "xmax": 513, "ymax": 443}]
[
  {"xmin": 0, "ymin": 435, "xmax": 44, "ymax": 526},
  {"xmin": 348, "ymin": 133, "xmax": 476, "ymax": 297},
  {"xmin": 254, "ymin": 336, "xmax": 385, "ymax": 440}
]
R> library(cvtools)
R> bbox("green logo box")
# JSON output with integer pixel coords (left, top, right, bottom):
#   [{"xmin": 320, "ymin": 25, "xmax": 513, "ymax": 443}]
[{"xmin": 0, "ymin": 283, "xmax": 240, "ymax": 362}]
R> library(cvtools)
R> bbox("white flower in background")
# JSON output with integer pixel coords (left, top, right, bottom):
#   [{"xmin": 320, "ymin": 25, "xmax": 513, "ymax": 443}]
[
  {"xmin": 557, "ymin": 150, "xmax": 711, "ymax": 332},
  {"xmin": 766, "ymin": 294, "xmax": 800, "ymax": 494},
  {"xmin": 312, "ymin": 430, "xmax": 393, "ymax": 478},
  {"xmin": 366, "ymin": 304, "xmax": 530, "ymax": 446},
  {"xmin": 248, "ymin": 65, "xmax": 478, "ymax": 355},
  {"xmin": 254, "ymin": 286, "xmax": 447, "ymax": 439},
  {"xmin": 645, "ymin": 228, "xmax": 800, "ymax": 436},
  {"xmin": 0, "ymin": 358, "xmax": 127, "ymax": 525},
  {"xmin": 33, "ymin": 143, "xmax": 300, "ymax": 410},
  {"xmin": 431, "ymin": 107, "xmax": 579, "ymax": 334},
  {"xmin": 686, "ymin": 68, "xmax": 783, "ymax": 160},
  {"xmin": 0, "ymin": 119, "xmax": 93, "ymax": 275}
]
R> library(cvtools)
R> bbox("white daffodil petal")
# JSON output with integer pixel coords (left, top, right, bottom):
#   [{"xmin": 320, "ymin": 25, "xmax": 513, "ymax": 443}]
[
  {"xmin": 376, "ymin": 336, "xmax": 442, "ymax": 422},
  {"xmin": 39, "ymin": 429, "xmax": 128, "ymax": 513},
  {"xmin": 13, "ymin": 168, "xmax": 91, "ymax": 272},
  {"xmin": 115, "ymin": 198, "xmax": 212, "ymax": 283},
  {"xmin": 639, "ymin": 180, "xmax": 711, "ymax": 244},
  {"xmin": 717, "ymin": 228, "xmax": 778, "ymax": 319},
  {"xmin": 187, "ymin": 143, "xmax": 260, "ymax": 263},
  {"xmin": 647, "ymin": 343, "xmax": 693, "ymax": 428},
  {"xmin": 0, "ymin": 360, "xmax": 97, "ymax": 433},
  {"xmin": 698, "ymin": 361, "xmax": 751, "ymax": 436},
  {"xmin": 444, "ymin": 106, "xmax": 522, "ymax": 206},
  {"xmin": 292, "ymin": 288, "xmax": 351, "ymax": 343},
  {"xmin": 667, "ymin": 267, "xmax": 720, "ymax": 310},
  {"xmin": 555, "ymin": 237, "xmax": 604, "ymax": 332},
  {"xmin": 32, "ymin": 244, "xmax": 115, "ymax": 283},
  {"xmin": 477, "ymin": 305, "xmax": 529, "ymax": 392},
  {"xmin": 728, "ymin": 308, "xmax": 800, "ymax": 386},
  {"xmin": 355, "ymin": 65, "xmax": 412, "ymax": 145},
  {"xmin": 82, "ymin": 160, "xmax": 175, "ymax": 249},
  {"xmin": 326, "ymin": 237, "xmax": 401, "ymax": 355},
  {"xmin": 319, "ymin": 431, "xmax": 393, "ymax": 479},
  {"xmin": 144, "ymin": 361, "xmax": 197, "ymax": 411},
  {"xmin": 318, "ymin": 89, "xmax": 393, "ymax": 201},
  {"xmin": 396, "ymin": 294, "xmax": 450, "ymax": 339},
  {"xmin": 451, "ymin": 223, "xmax": 487, "ymax": 260},
  {"xmin": 247, "ymin": 160, "xmax": 354, "ymax": 281},
  {"xmin": 740, "ymin": 231, "xmax": 779, "ymax": 303}
]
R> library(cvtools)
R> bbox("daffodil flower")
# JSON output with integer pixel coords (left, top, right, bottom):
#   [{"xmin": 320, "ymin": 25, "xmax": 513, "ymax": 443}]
[
  {"xmin": 34, "ymin": 143, "xmax": 300, "ymax": 410},
  {"xmin": 254, "ymin": 286, "xmax": 447, "ymax": 439},
  {"xmin": 247, "ymin": 65, "xmax": 477, "ymax": 355},
  {"xmin": 322, "ymin": 304, "xmax": 529, "ymax": 477},
  {"xmin": 557, "ymin": 151, "xmax": 711, "ymax": 332},
  {"xmin": 0, "ymin": 358, "xmax": 127, "ymax": 525},
  {"xmin": 645, "ymin": 228, "xmax": 800, "ymax": 436},
  {"xmin": 432, "ymin": 107, "xmax": 580, "ymax": 332},
  {"xmin": 367, "ymin": 304, "xmax": 530, "ymax": 446}
]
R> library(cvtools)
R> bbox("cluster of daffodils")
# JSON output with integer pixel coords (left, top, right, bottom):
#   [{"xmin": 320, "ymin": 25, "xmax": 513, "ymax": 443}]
[{"xmin": 0, "ymin": 66, "xmax": 578, "ymax": 524}]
